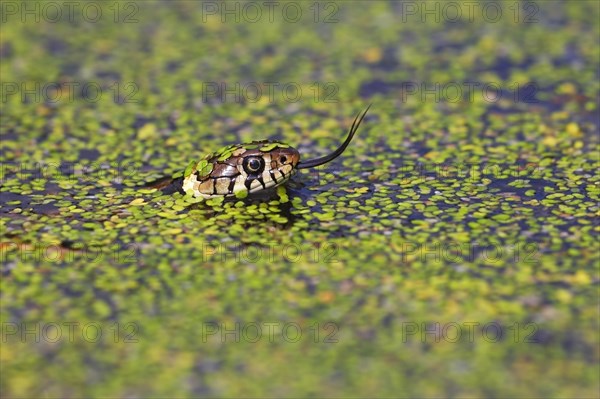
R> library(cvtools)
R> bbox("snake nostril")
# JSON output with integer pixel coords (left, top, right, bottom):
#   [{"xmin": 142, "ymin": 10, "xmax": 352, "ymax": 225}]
[{"xmin": 280, "ymin": 156, "xmax": 287, "ymax": 164}]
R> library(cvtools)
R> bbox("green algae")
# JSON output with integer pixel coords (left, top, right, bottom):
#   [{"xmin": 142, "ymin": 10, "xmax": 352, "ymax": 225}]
[
  {"xmin": 1, "ymin": 1, "xmax": 599, "ymax": 398},
  {"xmin": 183, "ymin": 160, "xmax": 196, "ymax": 178},
  {"xmin": 196, "ymin": 159, "xmax": 213, "ymax": 178}
]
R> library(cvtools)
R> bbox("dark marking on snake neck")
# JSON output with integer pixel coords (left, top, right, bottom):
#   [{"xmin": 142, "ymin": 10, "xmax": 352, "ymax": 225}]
[
  {"xmin": 257, "ymin": 176, "xmax": 266, "ymax": 190},
  {"xmin": 244, "ymin": 177, "xmax": 253, "ymax": 191},
  {"xmin": 227, "ymin": 178, "xmax": 236, "ymax": 194}
]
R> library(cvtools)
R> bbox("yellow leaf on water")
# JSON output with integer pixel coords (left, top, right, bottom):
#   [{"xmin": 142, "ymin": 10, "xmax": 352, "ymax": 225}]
[
  {"xmin": 566, "ymin": 122, "xmax": 581, "ymax": 137},
  {"xmin": 137, "ymin": 123, "xmax": 157, "ymax": 139},
  {"xmin": 362, "ymin": 47, "xmax": 382, "ymax": 63}
]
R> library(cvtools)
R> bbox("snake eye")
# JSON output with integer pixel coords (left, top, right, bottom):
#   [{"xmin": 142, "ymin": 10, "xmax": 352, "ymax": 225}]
[
  {"xmin": 243, "ymin": 157, "xmax": 265, "ymax": 174},
  {"xmin": 280, "ymin": 156, "xmax": 287, "ymax": 164},
  {"xmin": 247, "ymin": 158, "xmax": 261, "ymax": 171}
]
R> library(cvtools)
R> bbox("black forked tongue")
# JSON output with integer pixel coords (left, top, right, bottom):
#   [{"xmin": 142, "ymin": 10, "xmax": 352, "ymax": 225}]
[{"xmin": 297, "ymin": 104, "xmax": 372, "ymax": 170}]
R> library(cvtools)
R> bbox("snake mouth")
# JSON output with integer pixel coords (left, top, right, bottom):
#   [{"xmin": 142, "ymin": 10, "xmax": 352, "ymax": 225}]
[
  {"xmin": 247, "ymin": 163, "xmax": 296, "ymax": 194},
  {"xmin": 270, "ymin": 148, "xmax": 300, "ymax": 170}
]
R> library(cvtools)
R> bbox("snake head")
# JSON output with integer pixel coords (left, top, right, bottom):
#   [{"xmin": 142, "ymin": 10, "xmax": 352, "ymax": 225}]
[
  {"xmin": 182, "ymin": 141, "xmax": 300, "ymax": 198},
  {"xmin": 181, "ymin": 105, "xmax": 370, "ymax": 198}
]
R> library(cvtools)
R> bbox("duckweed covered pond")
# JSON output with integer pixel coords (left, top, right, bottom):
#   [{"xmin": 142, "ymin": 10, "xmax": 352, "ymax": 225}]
[{"xmin": 1, "ymin": 1, "xmax": 599, "ymax": 397}]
